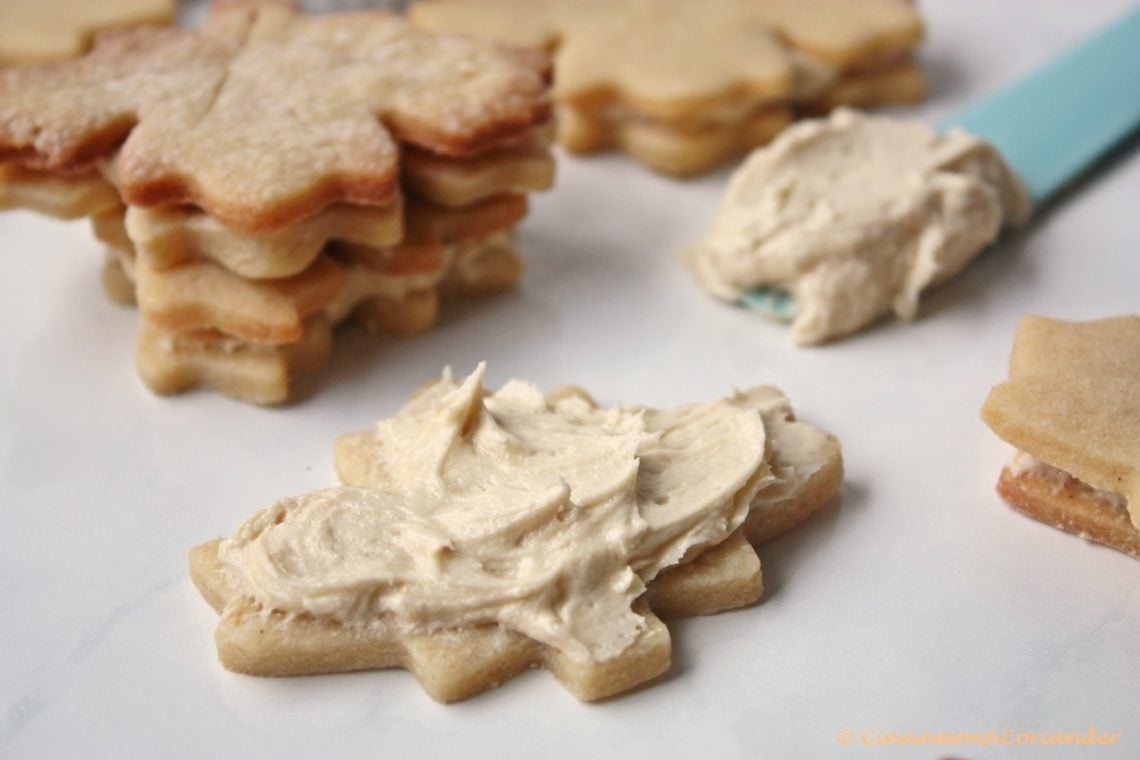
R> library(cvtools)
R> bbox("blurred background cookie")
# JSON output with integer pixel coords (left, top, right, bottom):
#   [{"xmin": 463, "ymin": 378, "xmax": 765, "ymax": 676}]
[
  {"xmin": 410, "ymin": 0, "xmax": 925, "ymax": 175},
  {"xmin": 0, "ymin": 0, "xmax": 176, "ymax": 64}
]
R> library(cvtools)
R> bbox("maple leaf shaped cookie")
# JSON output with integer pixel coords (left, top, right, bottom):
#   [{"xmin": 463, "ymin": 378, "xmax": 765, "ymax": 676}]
[
  {"xmin": 191, "ymin": 368, "xmax": 843, "ymax": 701},
  {"xmin": 0, "ymin": 2, "xmax": 550, "ymax": 233},
  {"xmin": 410, "ymin": 0, "xmax": 922, "ymax": 173}
]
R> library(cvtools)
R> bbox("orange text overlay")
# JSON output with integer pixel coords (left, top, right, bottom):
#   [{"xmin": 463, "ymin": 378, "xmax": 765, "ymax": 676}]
[{"xmin": 834, "ymin": 726, "xmax": 1121, "ymax": 748}]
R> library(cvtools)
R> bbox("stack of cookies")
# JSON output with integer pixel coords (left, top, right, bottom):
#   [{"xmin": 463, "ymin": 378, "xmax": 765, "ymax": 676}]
[
  {"xmin": 410, "ymin": 0, "xmax": 925, "ymax": 175},
  {"xmin": 0, "ymin": 1, "xmax": 553, "ymax": 404}
]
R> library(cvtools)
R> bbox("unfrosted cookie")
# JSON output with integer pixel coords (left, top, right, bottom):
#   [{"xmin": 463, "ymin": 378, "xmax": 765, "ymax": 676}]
[
  {"xmin": 130, "ymin": 235, "xmax": 518, "ymax": 403},
  {"xmin": 0, "ymin": 165, "xmax": 120, "ymax": 219},
  {"xmin": 0, "ymin": 0, "xmax": 175, "ymax": 65},
  {"xmin": 410, "ymin": 0, "xmax": 924, "ymax": 174},
  {"xmin": 94, "ymin": 197, "xmax": 523, "ymax": 346}
]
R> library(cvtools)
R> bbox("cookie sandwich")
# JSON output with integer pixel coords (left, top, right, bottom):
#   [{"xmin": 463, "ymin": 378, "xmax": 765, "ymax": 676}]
[{"xmin": 982, "ymin": 315, "xmax": 1140, "ymax": 559}]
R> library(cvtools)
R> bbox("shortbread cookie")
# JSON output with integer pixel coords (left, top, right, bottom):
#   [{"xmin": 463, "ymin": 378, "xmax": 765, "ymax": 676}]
[
  {"xmin": 92, "ymin": 215, "xmax": 140, "ymax": 306},
  {"xmin": 137, "ymin": 237, "xmax": 522, "ymax": 403},
  {"xmin": 91, "ymin": 208, "xmax": 133, "ymax": 252},
  {"xmin": 103, "ymin": 225, "xmax": 520, "ymax": 336},
  {"xmin": 401, "ymin": 136, "xmax": 554, "ymax": 209},
  {"xmin": 100, "ymin": 189, "xmax": 521, "ymax": 285},
  {"xmin": 101, "ymin": 250, "xmax": 137, "ymax": 306},
  {"xmin": 686, "ymin": 109, "xmax": 1031, "ymax": 345},
  {"xmin": 0, "ymin": 2, "xmax": 551, "ymax": 232},
  {"xmin": 111, "ymin": 232, "xmax": 505, "ymax": 332},
  {"xmin": 192, "ymin": 365, "xmax": 842, "ymax": 700},
  {"xmin": 403, "ymin": 193, "xmax": 527, "ymax": 244},
  {"xmin": 349, "ymin": 288, "xmax": 440, "ymax": 336},
  {"xmin": 732, "ymin": 387, "xmax": 845, "ymax": 545},
  {"xmin": 0, "ymin": 0, "xmax": 175, "ymax": 65},
  {"xmin": 410, "ymin": 0, "xmax": 923, "ymax": 174},
  {"xmin": 326, "ymin": 241, "xmax": 450, "ymax": 326},
  {"xmin": 116, "ymin": 191, "xmax": 522, "ymax": 279},
  {"xmin": 134, "ymin": 254, "xmax": 346, "ymax": 344},
  {"xmin": 125, "ymin": 201, "xmax": 405, "ymax": 279},
  {"xmin": 558, "ymin": 104, "xmax": 792, "ymax": 178},
  {"xmin": 0, "ymin": 166, "xmax": 120, "ymax": 220},
  {"xmin": 0, "ymin": 119, "xmax": 548, "ymax": 238},
  {"xmin": 982, "ymin": 315, "xmax": 1140, "ymax": 558},
  {"xmin": 551, "ymin": 59, "xmax": 923, "ymax": 175},
  {"xmin": 136, "ymin": 314, "xmax": 334, "ymax": 405},
  {"xmin": 335, "ymin": 233, "xmax": 522, "ymax": 314},
  {"xmin": 801, "ymin": 58, "xmax": 927, "ymax": 114},
  {"xmin": 435, "ymin": 232, "xmax": 522, "ymax": 297},
  {"xmin": 135, "ymin": 290, "xmax": 445, "ymax": 404}
]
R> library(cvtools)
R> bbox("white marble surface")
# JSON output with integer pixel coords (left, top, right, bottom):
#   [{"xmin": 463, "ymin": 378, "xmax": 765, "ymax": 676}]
[{"xmin": 2, "ymin": 1, "xmax": 1138, "ymax": 758}]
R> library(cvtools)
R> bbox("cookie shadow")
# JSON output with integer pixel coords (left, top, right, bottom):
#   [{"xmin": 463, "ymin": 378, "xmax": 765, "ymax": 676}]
[
  {"xmin": 663, "ymin": 479, "xmax": 864, "ymax": 680},
  {"xmin": 755, "ymin": 478, "xmax": 865, "ymax": 602},
  {"xmin": 918, "ymin": 230, "xmax": 1035, "ymax": 322},
  {"xmin": 920, "ymin": 127, "xmax": 1140, "ymax": 322},
  {"xmin": 917, "ymin": 49, "xmax": 967, "ymax": 105},
  {"xmin": 309, "ymin": 286, "xmax": 561, "ymax": 399}
]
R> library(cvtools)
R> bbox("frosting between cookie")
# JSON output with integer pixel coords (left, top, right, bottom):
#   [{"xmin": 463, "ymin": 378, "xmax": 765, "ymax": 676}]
[
  {"xmin": 686, "ymin": 108, "xmax": 1030, "ymax": 344},
  {"xmin": 218, "ymin": 365, "xmax": 775, "ymax": 662},
  {"xmin": 1008, "ymin": 450, "xmax": 1129, "ymax": 512}
]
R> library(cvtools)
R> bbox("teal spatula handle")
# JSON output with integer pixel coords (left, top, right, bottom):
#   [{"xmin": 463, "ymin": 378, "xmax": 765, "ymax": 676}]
[{"xmin": 944, "ymin": 6, "xmax": 1140, "ymax": 204}]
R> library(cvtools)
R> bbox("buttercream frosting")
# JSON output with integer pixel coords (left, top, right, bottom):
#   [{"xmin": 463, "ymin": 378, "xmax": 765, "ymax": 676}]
[
  {"xmin": 216, "ymin": 366, "xmax": 838, "ymax": 662},
  {"xmin": 687, "ymin": 108, "xmax": 1030, "ymax": 344},
  {"xmin": 1007, "ymin": 450, "xmax": 1128, "ymax": 511}
]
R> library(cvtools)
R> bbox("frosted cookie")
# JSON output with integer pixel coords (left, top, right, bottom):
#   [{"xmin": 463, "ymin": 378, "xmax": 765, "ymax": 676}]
[
  {"xmin": 410, "ymin": 0, "xmax": 924, "ymax": 174},
  {"xmin": 192, "ymin": 365, "xmax": 842, "ymax": 700},
  {"xmin": 0, "ymin": 0, "xmax": 175, "ymax": 65},
  {"xmin": 685, "ymin": 109, "xmax": 1030, "ymax": 345},
  {"xmin": 982, "ymin": 316, "xmax": 1140, "ymax": 559}
]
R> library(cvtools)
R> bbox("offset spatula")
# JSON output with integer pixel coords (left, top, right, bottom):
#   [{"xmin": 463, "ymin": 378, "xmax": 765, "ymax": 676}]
[{"xmin": 741, "ymin": 6, "xmax": 1140, "ymax": 320}]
